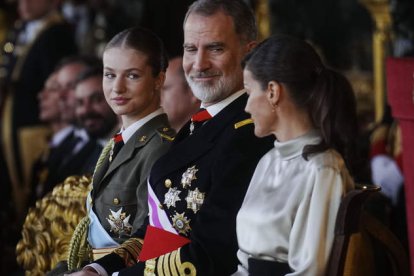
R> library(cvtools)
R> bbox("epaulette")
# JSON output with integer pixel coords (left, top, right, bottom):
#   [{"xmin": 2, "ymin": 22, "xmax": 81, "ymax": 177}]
[
  {"xmin": 156, "ymin": 127, "xmax": 175, "ymax": 141},
  {"xmin": 234, "ymin": 118, "xmax": 253, "ymax": 129}
]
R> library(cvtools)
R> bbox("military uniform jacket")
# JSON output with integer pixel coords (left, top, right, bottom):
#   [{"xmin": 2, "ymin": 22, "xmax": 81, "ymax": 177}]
[
  {"xmin": 91, "ymin": 114, "xmax": 174, "ymax": 244},
  {"xmin": 97, "ymin": 94, "xmax": 274, "ymax": 275}
]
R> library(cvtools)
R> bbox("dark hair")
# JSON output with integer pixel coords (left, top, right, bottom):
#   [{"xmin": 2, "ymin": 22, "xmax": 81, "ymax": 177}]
[
  {"xmin": 243, "ymin": 34, "xmax": 358, "ymax": 173},
  {"xmin": 184, "ymin": 0, "xmax": 257, "ymax": 43},
  {"xmin": 104, "ymin": 26, "xmax": 168, "ymax": 76},
  {"xmin": 55, "ymin": 55, "xmax": 101, "ymax": 72},
  {"xmin": 74, "ymin": 66, "xmax": 103, "ymax": 87}
]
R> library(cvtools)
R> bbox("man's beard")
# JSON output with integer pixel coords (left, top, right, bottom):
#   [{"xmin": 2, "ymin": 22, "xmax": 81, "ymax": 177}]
[{"xmin": 186, "ymin": 71, "xmax": 241, "ymax": 104}]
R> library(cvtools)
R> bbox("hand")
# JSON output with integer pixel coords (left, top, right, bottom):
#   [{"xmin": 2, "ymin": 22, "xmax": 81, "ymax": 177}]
[{"xmin": 64, "ymin": 267, "xmax": 100, "ymax": 276}]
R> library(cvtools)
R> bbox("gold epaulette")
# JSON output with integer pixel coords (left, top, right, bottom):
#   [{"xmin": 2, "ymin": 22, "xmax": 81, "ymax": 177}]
[
  {"xmin": 157, "ymin": 127, "xmax": 175, "ymax": 141},
  {"xmin": 234, "ymin": 118, "xmax": 253, "ymax": 129}
]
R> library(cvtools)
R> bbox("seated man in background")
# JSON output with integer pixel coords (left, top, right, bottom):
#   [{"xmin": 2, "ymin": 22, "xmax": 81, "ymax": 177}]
[
  {"xmin": 31, "ymin": 56, "xmax": 108, "ymax": 200},
  {"xmin": 161, "ymin": 55, "xmax": 200, "ymax": 132},
  {"xmin": 73, "ymin": 66, "xmax": 120, "ymax": 154}
]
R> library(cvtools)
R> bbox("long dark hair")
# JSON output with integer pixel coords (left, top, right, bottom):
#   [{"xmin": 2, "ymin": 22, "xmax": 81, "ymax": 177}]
[
  {"xmin": 105, "ymin": 26, "xmax": 169, "ymax": 76},
  {"xmin": 243, "ymin": 34, "xmax": 358, "ymax": 173}
]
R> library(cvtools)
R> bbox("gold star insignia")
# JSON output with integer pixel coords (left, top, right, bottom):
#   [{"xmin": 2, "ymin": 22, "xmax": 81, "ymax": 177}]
[{"xmin": 172, "ymin": 212, "xmax": 191, "ymax": 235}]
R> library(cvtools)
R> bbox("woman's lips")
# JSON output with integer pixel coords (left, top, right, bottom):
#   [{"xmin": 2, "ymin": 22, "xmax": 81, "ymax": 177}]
[{"xmin": 112, "ymin": 97, "xmax": 130, "ymax": 105}]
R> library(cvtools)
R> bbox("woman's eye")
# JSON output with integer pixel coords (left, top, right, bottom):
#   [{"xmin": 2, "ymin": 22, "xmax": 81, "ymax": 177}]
[{"xmin": 104, "ymin": 72, "xmax": 115, "ymax": 79}]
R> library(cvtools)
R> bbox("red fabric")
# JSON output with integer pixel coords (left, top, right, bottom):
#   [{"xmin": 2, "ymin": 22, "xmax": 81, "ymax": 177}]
[
  {"xmin": 191, "ymin": 109, "xmax": 212, "ymax": 122},
  {"xmin": 370, "ymin": 139, "xmax": 388, "ymax": 159},
  {"xmin": 138, "ymin": 225, "xmax": 190, "ymax": 261},
  {"xmin": 386, "ymin": 57, "xmax": 414, "ymax": 119},
  {"xmin": 113, "ymin": 133, "xmax": 123, "ymax": 143},
  {"xmin": 386, "ymin": 57, "xmax": 414, "ymax": 272}
]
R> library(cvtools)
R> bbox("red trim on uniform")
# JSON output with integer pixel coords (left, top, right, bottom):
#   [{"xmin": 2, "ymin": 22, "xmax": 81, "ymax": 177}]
[
  {"xmin": 138, "ymin": 225, "xmax": 190, "ymax": 261},
  {"xmin": 191, "ymin": 109, "xmax": 212, "ymax": 122}
]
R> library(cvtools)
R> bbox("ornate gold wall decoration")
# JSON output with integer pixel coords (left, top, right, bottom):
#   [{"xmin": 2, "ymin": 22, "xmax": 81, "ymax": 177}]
[{"xmin": 360, "ymin": 0, "xmax": 392, "ymax": 122}]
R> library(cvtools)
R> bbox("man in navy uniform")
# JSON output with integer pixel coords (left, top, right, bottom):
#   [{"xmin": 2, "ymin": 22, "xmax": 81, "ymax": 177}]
[{"xmin": 70, "ymin": 1, "xmax": 273, "ymax": 275}]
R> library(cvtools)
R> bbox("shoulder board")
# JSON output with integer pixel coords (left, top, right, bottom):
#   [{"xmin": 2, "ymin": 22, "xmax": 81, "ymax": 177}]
[
  {"xmin": 156, "ymin": 127, "xmax": 175, "ymax": 141},
  {"xmin": 234, "ymin": 118, "xmax": 253, "ymax": 129}
]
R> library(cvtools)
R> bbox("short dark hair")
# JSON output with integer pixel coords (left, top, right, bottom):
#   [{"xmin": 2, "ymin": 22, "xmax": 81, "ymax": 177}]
[
  {"xmin": 184, "ymin": 0, "xmax": 257, "ymax": 43},
  {"xmin": 74, "ymin": 66, "xmax": 103, "ymax": 87},
  {"xmin": 104, "ymin": 26, "xmax": 169, "ymax": 76},
  {"xmin": 55, "ymin": 55, "xmax": 101, "ymax": 72}
]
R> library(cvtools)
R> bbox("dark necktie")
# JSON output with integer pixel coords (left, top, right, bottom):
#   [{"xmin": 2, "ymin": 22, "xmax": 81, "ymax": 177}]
[
  {"xmin": 190, "ymin": 108, "xmax": 212, "ymax": 135},
  {"xmin": 109, "ymin": 133, "xmax": 124, "ymax": 162}
]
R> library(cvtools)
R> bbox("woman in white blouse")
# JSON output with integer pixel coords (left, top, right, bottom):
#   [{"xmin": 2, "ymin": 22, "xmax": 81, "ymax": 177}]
[{"xmin": 235, "ymin": 34, "xmax": 358, "ymax": 276}]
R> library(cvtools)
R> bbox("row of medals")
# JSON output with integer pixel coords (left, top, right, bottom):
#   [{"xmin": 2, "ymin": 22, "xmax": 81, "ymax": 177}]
[{"xmin": 163, "ymin": 165, "xmax": 205, "ymax": 235}]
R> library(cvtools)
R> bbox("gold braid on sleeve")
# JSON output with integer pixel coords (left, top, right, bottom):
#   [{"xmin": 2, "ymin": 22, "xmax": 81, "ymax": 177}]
[
  {"xmin": 112, "ymin": 238, "xmax": 144, "ymax": 267},
  {"xmin": 67, "ymin": 215, "xmax": 92, "ymax": 270}
]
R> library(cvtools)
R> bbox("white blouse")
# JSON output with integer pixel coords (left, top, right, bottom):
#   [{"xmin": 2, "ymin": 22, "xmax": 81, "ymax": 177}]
[{"xmin": 235, "ymin": 130, "xmax": 354, "ymax": 276}]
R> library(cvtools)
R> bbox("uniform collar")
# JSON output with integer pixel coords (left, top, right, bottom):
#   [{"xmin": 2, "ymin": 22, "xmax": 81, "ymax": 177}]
[
  {"xmin": 120, "ymin": 108, "xmax": 164, "ymax": 143},
  {"xmin": 201, "ymin": 90, "xmax": 245, "ymax": 118}
]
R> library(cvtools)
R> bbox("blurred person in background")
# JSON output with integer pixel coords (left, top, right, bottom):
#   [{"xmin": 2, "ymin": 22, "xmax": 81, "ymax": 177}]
[
  {"xmin": 0, "ymin": 1, "xmax": 76, "ymax": 273},
  {"xmin": 161, "ymin": 55, "xmax": 200, "ymax": 132}
]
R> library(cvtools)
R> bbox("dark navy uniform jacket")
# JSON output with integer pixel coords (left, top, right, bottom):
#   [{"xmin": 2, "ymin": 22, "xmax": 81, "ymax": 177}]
[{"xmin": 96, "ymin": 94, "xmax": 274, "ymax": 275}]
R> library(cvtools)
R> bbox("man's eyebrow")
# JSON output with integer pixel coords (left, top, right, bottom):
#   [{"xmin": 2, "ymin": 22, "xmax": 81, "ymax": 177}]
[
  {"xmin": 206, "ymin": 42, "xmax": 225, "ymax": 48},
  {"xmin": 183, "ymin": 42, "xmax": 225, "ymax": 48}
]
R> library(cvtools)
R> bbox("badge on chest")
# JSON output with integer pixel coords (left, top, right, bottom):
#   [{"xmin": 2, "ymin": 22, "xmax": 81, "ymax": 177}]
[{"xmin": 162, "ymin": 165, "xmax": 206, "ymax": 235}]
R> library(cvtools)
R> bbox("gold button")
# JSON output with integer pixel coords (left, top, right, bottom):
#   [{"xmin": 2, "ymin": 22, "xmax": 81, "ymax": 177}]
[
  {"xmin": 159, "ymin": 203, "xmax": 164, "ymax": 209},
  {"xmin": 3, "ymin": 42, "xmax": 14, "ymax": 53},
  {"xmin": 163, "ymin": 127, "xmax": 169, "ymax": 132},
  {"xmin": 165, "ymin": 179, "xmax": 172, "ymax": 188},
  {"xmin": 113, "ymin": 198, "xmax": 120, "ymax": 205}
]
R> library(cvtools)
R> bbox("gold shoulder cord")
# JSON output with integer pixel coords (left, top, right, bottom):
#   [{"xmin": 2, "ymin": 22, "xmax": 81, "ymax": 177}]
[
  {"xmin": 67, "ymin": 216, "xmax": 91, "ymax": 270},
  {"xmin": 93, "ymin": 139, "xmax": 113, "ymax": 177}
]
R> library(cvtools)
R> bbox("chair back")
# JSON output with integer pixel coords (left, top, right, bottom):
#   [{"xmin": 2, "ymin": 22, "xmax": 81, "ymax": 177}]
[{"xmin": 326, "ymin": 184, "xmax": 410, "ymax": 276}]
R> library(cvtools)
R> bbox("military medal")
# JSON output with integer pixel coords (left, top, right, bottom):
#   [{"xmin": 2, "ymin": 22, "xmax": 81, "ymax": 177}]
[
  {"xmin": 109, "ymin": 133, "xmax": 123, "ymax": 162},
  {"xmin": 189, "ymin": 108, "xmax": 212, "ymax": 135},
  {"xmin": 189, "ymin": 121, "xmax": 195, "ymax": 135},
  {"xmin": 172, "ymin": 212, "xmax": 191, "ymax": 235},
  {"xmin": 109, "ymin": 141, "xmax": 115, "ymax": 162},
  {"xmin": 164, "ymin": 187, "xmax": 182, "ymax": 208},
  {"xmin": 181, "ymin": 165, "xmax": 198, "ymax": 189},
  {"xmin": 107, "ymin": 208, "xmax": 133, "ymax": 237},
  {"xmin": 186, "ymin": 188, "xmax": 205, "ymax": 213}
]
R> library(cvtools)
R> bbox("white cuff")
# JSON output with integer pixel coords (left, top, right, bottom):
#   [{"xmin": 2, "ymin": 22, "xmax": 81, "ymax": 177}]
[{"xmin": 85, "ymin": 263, "xmax": 109, "ymax": 276}]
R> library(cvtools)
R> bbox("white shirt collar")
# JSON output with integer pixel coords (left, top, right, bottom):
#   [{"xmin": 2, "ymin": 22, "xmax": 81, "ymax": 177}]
[
  {"xmin": 201, "ymin": 90, "xmax": 245, "ymax": 117},
  {"xmin": 50, "ymin": 125, "xmax": 75, "ymax": 147},
  {"xmin": 120, "ymin": 108, "xmax": 164, "ymax": 143}
]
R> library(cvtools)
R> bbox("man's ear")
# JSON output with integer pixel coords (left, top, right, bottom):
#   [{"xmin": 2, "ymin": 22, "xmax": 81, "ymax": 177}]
[
  {"xmin": 155, "ymin": 71, "xmax": 166, "ymax": 91},
  {"xmin": 245, "ymin": 41, "xmax": 257, "ymax": 53}
]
